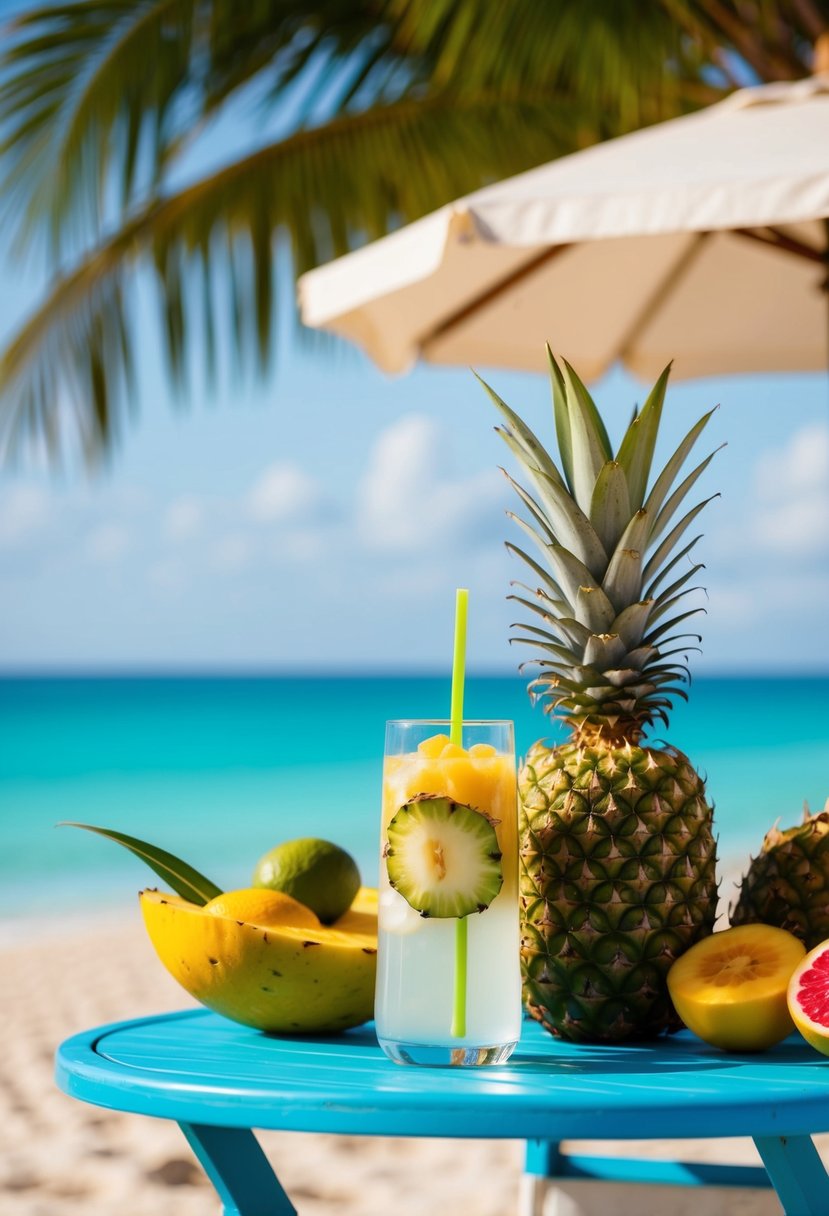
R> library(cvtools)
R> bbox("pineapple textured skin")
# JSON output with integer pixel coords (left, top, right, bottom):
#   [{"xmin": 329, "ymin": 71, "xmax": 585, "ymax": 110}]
[
  {"xmin": 480, "ymin": 350, "xmax": 722, "ymax": 1042},
  {"xmin": 731, "ymin": 802, "xmax": 829, "ymax": 949},
  {"xmin": 520, "ymin": 740, "xmax": 717, "ymax": 1042}
]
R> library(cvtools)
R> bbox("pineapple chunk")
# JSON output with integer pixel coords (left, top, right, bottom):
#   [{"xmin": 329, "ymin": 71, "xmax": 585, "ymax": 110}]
[
  {"xmin": 440, "ymin": 742, "xmax": 468, "ymax": 759},
  {"xmin": 468, "ymin": 743, "xmax": 497, "ymax": 758},
  {"xmin": 417, "ymin": 733, "xmax": 452, "ymax": 758}
]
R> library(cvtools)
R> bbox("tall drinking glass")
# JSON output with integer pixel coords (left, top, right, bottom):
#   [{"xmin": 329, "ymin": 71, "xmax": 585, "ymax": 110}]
[{"xmin": 376, "ymin": 720, "xmax": 521, "ymax": 1066}]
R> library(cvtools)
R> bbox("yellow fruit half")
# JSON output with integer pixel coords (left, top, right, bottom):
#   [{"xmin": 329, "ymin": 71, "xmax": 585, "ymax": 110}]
[
  {"xmin": 667, "ymin": 924, "xmax": 805, "ymax": 1051},
  {"xmin": 788, "ymin": 940, "xmax": 829, "ymax": 1055},
  {"xmin": 140, "ymin": 887, "xmax": 377, "ymax": 1034},
  {"xmin": 204, "ymin": 888, "xmax": 320, "ymax": 930}
]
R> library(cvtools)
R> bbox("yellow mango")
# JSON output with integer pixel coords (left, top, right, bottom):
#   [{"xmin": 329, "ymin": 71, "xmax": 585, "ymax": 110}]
[
  {"xmin": 140, "ymin": 887, "xmax": 377, "ymax": 1034},
  {"xmin": 417, "ymin": 733, "xmax": 452, "ymax": 758},
  {"xmin": 439, "ymin": 742, "xmax": 468, "ymax": 759}
]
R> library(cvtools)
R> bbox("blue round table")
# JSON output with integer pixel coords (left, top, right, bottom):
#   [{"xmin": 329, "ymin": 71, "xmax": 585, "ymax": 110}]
[{"xmin": 56, "ymin": 1009, "xmax": 829, "ymax": 1215}]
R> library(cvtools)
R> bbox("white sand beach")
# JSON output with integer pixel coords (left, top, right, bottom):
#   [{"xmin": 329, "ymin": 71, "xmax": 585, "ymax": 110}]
[{"xmin": 0, "ymin": 885, "xmax": 812, "ymax": 1216}]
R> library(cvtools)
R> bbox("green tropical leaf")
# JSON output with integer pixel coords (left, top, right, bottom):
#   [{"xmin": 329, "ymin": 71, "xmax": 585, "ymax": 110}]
[
  {"xmin": 590, "ymin": 460, "xmax": 632, "ymax": 555},
  {"xmin": 649, "ymin": 446, "xmax": 725, "ymax": 546},
  {"xmin": 0, "ymin": 0, "xmax": 818, "ymax": 461},
  {"xmin": 642, "ymin": 496, "xmax": 718, "ymax": 585},
  {"xmin": 615, "ymin": 362, "xmax": 672, "ymax": 510},
  {"xmin": 539, "ymin": 615, "xmax": 593, "ymax": 650},
  {"xmin": 504, "ymin": 541, "xmax": 569, "ymax": 606},
  {"xmin": 508, "ymin": 590, "xmax": 569, "ymax": 624},
  {"xmin": 573, "ymin": 582, "xmax": 617, "ymax": 634},
  {"xmin": 647, "ymin": 561, "xmax": 705, "ymax": 615},
  {"xmin": 644, "ymin": 607, "xmax": 706, "ymax": 646},
  {"xmin": 583, "ymin": 632, "xmax": 628, "ymax": 668},
  {"xmin": 506, "ymin": 512, "xmax": 572, "ymax": 603},
  {"xmin": 547, "ymin": 345, "xmax": 575, "ymax": 495},
  {"xmin": 602, "ymin": 508, "xmax": 650, "ymax": 611},
  {"xmin": 501, "ymin": 470, "xmax": 558, "ymax": 544},
  {"xmin": 508, "ymin": 634, "xmax": 583, "ymax": 664},
  {"xmin": 477, "ymin": 371, "xmax": 565, "ymax": 487},
  {"xmin": 643, "ymin": 534, "xmax": 703, "ymax": 599},
  {"xmin": 560, "ymin": 358, "xmax": 613, "ymax": 513},
  {"xmin": 610, "ymin": 600, "xmax": 654, "ymax": 649},
  {"xmin": 499, "ymin": 455, "xmax": 608, "ymax": 578},
  {"xmin": 648, "ymin": 587, "xmax": 706, "ymax": 627},
  {"xmin": 0, "ymin": 87, "xmax": 583, "ymax": 460},
  {"xmin": 540, "ymin": 540, "xmax": 616, "ymax": 631},
  {"xmin": 59, "ymin": 822, "xmax": 223, "ymax": 904},
  {"xmin": 643, "ymin": 407, "xmax": 718, "ymax": 527}
]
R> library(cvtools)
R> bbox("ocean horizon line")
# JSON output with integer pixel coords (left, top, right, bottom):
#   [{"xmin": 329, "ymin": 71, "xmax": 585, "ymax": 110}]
[{"xmin": 2, "ymin": 666, "xmax": 828, "ymax": 681}]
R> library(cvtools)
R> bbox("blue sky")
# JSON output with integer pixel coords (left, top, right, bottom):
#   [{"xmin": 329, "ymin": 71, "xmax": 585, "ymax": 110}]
[
  {"xmin": 1, "ymin": 317, "xmax": 827, "ymax": 672},
  {"xmin": 0, "ymin": 19, "xmax": 827, "ymax": 674}
]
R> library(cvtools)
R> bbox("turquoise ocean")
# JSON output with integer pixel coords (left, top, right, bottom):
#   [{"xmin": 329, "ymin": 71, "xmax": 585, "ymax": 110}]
[{"xmin": 1, "ymin": 674, "xmax": 828, "ymax": 923}]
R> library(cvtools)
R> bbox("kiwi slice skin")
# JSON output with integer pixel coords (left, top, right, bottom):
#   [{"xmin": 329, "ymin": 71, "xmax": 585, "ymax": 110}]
[{"xmin": 384, "ymin": 794, "xmax": 503, "ymax": 919}]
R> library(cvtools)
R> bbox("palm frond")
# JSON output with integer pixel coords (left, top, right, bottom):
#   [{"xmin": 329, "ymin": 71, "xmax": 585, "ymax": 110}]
[
  {"xmin": 0, "ymin": 86, "xmax": 584, "ymax": 461},
  {"xmin": 385, "ymin": 0, "xmax": 710, "ymax": 128},
  {"xmin": 0, "ymin": 0, "xmax": 399, "ymax": 258},
  {"xmin": 0, "ymin": 1, "xmax": 198, "ymax": 254},
  {"xmin": 2, "ymin": 0, "xmax": 824, "ymax": 462}
]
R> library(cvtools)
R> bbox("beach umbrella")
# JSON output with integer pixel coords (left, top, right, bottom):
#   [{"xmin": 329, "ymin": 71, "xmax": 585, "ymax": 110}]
[{"xmin": 298, "ymin": 74, "xmax": 829, "ymax": 383}]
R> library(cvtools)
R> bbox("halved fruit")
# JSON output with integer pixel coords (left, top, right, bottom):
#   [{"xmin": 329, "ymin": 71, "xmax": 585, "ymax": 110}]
[
  {"xmin": 140, "ymin": 887, "xmax": 377, "ymax": 1033},
  {"xmin": 384, "ymin": 794, "xmax": 503, "ymax": 918},
  {"xmin": 667, "ymin": 924, "xmax": 805, "ymax": 1050},
  {"xmin": 204, "ymin": 888, "xmax": 320, "ymax": 930},
  {"xmin": 788, "ymin": 939, "xmax": 829, "ymax": 1055}
]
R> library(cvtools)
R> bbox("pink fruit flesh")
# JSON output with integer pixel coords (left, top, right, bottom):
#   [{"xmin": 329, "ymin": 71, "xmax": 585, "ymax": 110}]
[{"xmin": 795, "ymin": 950, "xmax": 829, "ymax": 1023}]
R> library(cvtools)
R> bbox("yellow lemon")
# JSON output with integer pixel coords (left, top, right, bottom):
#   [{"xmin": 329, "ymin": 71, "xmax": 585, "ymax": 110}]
[
  {"xmin": 204, "ymin": 888, "xmax": 319, "ymax": 930},
  {"xmin": 667, "ymin": 924, "xmax": 805, "ymax": 1051}
]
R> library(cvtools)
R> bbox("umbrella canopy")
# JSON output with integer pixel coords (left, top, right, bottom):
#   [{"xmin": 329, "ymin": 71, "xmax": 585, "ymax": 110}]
[{"xmin": 298, "ymin": 75, "xmax": 829, "ymax": 382}]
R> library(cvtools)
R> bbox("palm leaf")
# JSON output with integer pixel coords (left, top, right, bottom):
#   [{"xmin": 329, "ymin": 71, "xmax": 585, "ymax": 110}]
[
  {"xmin": 0, "ymin": 1, "xmax": 394, "ymax": 256},
  {"xmin": 0, "ymin": 86, "xmax": 585, "ymax": 460},
  {"xmin": 2, "ymin": 0, "xmax": 814, "ymax": 461},
  {"xmin": 59, "ymin": 821, "xmax": 223, "ymax": 904}
]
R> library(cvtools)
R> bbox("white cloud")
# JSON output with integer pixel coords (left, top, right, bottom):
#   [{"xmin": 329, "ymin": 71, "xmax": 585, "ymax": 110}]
[
  {"xmin": 0, "ymin": 484, "xmax": 50, "ymax": 547},
  {"xmin": 247, "ymin": 462, "xmax": 323, "ymax": 523},
  {"xmin": 755, "ymin": 423, "xmax": 829, "ymax": 501},
  {"xmin": 85, "ymin": 523, "xmax": 129, "ymax": 563},
  {"xmin": 356, "ymin": 414, "xmax": 503, "ymax": 554},
  {"xmin": 752, "ymin": 423, "xmax": 829, "ymax": 557},
  {"xmin": 164, "ymin": 495, "xmax": 203, "ymax": 541}
]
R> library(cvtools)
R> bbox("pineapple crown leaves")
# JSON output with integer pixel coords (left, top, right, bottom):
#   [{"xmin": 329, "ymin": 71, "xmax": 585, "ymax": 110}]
[{"xmin": 479, "ymin": 352, "xmax": 723, "ymax": 735}]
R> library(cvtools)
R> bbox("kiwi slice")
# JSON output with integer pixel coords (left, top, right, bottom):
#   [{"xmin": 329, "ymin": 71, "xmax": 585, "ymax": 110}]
[{"xmin": 384, "ymin": 795, "xmax": 503, "ymax": 918}]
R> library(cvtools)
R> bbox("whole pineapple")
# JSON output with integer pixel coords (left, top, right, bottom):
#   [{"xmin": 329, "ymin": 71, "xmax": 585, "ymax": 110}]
[
  {"xmin": 731, "ymin": 801, "xmax": 829, "ymax": 948},
  {"xmin": 478, "ymin": 350, "xmax": 719, "ymax": 1043}
]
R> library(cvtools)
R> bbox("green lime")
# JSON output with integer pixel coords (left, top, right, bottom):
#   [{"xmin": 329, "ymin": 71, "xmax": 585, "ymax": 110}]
[{"xmin": 252, "ymin": 838, "xmax": 361, "ymax": 924}]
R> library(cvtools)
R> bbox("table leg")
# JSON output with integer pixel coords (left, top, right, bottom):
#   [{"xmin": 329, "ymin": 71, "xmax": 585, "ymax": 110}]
[
  {"xmin": 178, "ymin": 1122, "xmax": 297, "ymax": 1216},
  {"xmin": 754, "ymin": 1135, "xmax": 829, "ymax": 1216},
  {"xmin": 521, "ymin": 1141, "xmax": 563, "ymax": 1216}
]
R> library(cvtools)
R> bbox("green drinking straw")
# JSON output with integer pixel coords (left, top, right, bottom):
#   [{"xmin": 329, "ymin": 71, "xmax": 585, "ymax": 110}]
[{"xmin": 450, "ymin": 588, "xmax": 469, "ymax": 1039}]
